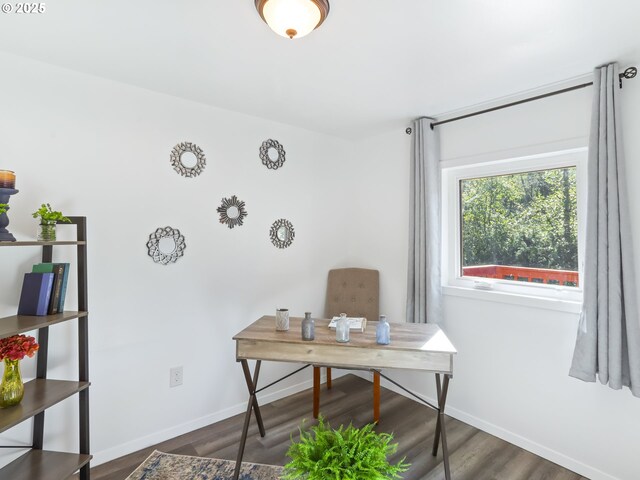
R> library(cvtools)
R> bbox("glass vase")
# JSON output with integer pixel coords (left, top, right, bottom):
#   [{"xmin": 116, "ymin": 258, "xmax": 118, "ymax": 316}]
[
  {"xmin": 0, "ymin": 358, "xmax": 24, "ymax": 408},
  {"xmin": 302, "ymin": 311, "xmax": 315, "ymax": 341},
  {"xmin": 37, "ymin": 222, "xmax": 57, "ymax": 242},
  {"xmin": 336, "ymin": 312, "xmax": 350, "ymax": 343},
  {"xmin": 376, "ymin": 315, "xmax": 390, "ymax": 345}
]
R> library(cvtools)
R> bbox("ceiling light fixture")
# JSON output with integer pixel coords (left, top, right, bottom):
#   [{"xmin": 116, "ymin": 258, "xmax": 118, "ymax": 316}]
[{"xmin": 255, "ymin": 0, "xmax": 330, "ymax": 40}]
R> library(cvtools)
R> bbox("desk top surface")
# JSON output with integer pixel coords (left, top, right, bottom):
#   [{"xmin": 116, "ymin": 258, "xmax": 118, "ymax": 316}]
[{"xmin": 233, "ymin": 316, "xmax": 457, "ymax": 355}]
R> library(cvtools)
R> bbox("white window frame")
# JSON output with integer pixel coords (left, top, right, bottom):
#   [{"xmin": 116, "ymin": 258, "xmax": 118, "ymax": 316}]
[{"xmin": 442, "ymin": 147, "xmax": 587, "ymax": 308}]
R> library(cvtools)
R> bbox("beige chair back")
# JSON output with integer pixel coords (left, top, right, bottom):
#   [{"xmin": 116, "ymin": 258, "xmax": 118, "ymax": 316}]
[{"xmin": 325, "ymin": 268, "xmax": 379, "ymax": 322}]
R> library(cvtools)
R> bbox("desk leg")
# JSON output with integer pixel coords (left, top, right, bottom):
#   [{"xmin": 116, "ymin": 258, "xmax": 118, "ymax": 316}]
[
  {"xmin": 313, "ymin": 367, "xmax": 320, "ymax": 419},
  {"xmin": 243, "ymin": 360, "xmax": 266, "ymax": 437},
  {"xmin": 234, "ymin": 360, "xmax": 265, "ymax": 480},
  {"xmin": 373, "ymin": 371, "xmax": 380, "ymax": 423},
  {"xmin": 432, "ymin": 374, "xmax": 443, "ymax": 456},
  {"xmin": 431, "ymin": 374, "xmax": 451, "ymax": 480}
]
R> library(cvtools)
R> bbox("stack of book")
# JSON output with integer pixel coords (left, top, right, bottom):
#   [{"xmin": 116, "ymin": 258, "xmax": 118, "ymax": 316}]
[
  {"xmin": 17, "ymin": 263, "xmax": 71, "ymax": 316},
  {"xmin": 328, "ymin": 316, "xmax": 367, "ymax": 333}
]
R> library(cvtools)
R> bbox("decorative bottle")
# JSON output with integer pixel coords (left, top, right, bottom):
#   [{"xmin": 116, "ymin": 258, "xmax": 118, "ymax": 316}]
[
  {"xmin": 376, "ymin": 315, "xmax": 390, "ymax": 345},
  {"xmin": 336, "ymin": 312, "xmax": 350, "ymax": 343},
  {"xmin": 302, "ymin": 312, "xmax": 315, "ymax": 341}
]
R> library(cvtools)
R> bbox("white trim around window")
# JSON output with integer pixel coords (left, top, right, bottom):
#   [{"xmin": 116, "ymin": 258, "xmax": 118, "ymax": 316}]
[{"xmin": 442, "ymin": 147, "xmax": 587, "ymax": 310}]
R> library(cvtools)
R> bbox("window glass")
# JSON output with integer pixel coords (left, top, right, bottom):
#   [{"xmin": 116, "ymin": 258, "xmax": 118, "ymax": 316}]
[{"xmin": 460, "ymin": 167, "xmax": 578, "ymax": 287}]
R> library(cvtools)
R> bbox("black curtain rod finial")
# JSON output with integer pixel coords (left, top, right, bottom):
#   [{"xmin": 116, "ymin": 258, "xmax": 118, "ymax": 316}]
[
  {"xmin": 621, "ymin": 66, "xmax": 637, "ymax": 88},
  {"xmin": 622, "ymin": 66, "xmax": 637, "ymax": 79}
]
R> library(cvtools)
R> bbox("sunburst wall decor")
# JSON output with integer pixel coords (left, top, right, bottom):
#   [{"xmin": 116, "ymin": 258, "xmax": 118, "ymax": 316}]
[{"xmin": 217, "ymin": 195, "xmax": 248, "ymax": 229}]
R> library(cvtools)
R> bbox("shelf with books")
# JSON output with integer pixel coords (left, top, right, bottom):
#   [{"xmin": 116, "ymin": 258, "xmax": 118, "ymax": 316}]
[
  {"xmin": 0, "ymin": 216, "xmax": 91, "ymax": 480},
  {"xmin": 0, "ymin": 311, "xmax": 89, "ymax": 339}
]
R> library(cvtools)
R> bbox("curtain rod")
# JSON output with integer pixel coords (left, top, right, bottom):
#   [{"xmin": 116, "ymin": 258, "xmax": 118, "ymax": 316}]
[{"xmin": 406, "ymin": 66, "xmax": 637, "ymax": 134}]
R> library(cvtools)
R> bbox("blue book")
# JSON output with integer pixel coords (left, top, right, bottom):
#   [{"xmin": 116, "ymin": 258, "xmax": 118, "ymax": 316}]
[
  {"xmin": 17, "ymin": 273, "xmax": 55, "ymax": 316},
  {"xmin": 32, "ymin": 263, "xmax": 70, "ymax": 313}
]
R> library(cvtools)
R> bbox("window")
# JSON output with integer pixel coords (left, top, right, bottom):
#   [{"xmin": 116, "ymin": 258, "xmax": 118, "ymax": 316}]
[
  {"xmin": 443, "ymin": 149, "xmax": 586, "ymax": 303},
  {"xmin": 461, "ymin": 166, "xmax": 578, "ymax": 286}
]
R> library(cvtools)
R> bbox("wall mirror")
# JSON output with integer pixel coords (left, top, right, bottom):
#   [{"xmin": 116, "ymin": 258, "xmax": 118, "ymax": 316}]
[
  {"xmin": 158, "ymin": 236, "xmax": 176, "ymax": 254},
  {"xmin": 170, "ymin": 142, "xmax": 206, "ymax": 177},
  {"xmin": 270, "ymin": 218, "xmax": 295, "ymax": 249},
  {"xmin": 260, "ymin": 139, "xmax": 286, "ymax": 170},
  {"xmin": 147, "ymin": 226, "xmax": 186, "ymax": 265},
  {"xmin": 179, "ymin": 151, "xmax": 198, "ymax": 169},
  {"xmin": 217, "ymin": 195, "xmax": 248, "ymax": 229},
  {"xmin": 227, "ymin": 206, "xmax": 239, "ymax": 218}
]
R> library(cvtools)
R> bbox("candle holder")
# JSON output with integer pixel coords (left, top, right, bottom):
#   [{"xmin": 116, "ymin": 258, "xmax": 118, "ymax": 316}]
[
  {"xmin": 0, "ymin": 188, "xmax": 19, "ymax": 242},
  {"xmin": 0, "ymin": 170, "xmax": 16, "ymax": 190}
]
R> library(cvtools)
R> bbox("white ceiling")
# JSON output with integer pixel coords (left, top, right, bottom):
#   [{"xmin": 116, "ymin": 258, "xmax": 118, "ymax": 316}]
[{"xmin": 1, "ymin": 0, "xmax": 639, "ymax": 139}]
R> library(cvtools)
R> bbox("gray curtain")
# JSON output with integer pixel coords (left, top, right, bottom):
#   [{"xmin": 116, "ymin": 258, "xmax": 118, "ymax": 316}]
[
  {"xmin": 569, "ymin": 63, "xmax": 640, "ymax": 397},
  {"xmin": 407, "ymin": 117, "xmax": 442, "ymax": 324}
]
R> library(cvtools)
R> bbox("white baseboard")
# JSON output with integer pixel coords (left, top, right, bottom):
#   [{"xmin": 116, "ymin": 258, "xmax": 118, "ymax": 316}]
[
  {"xmin": 442, "ymin": 403, "xmax": 618, "ymax": 480},
  {"xmin": 362, "ymin": 372, "xmax": 620, "ymax": 480},
  {"xmin": 92, "ymin": 374, "xmax": 324, "ymax": 466}
]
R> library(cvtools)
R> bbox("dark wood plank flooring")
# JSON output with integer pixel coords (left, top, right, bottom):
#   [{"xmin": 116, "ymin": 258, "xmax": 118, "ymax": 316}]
[{"xmin": 90, "ymin": 374, "xmax": 588, "ymax": 480}]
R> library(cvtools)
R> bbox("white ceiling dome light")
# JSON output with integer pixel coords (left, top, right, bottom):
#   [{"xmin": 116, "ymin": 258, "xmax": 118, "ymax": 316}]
[{"xmin": 255, "ymin": 0, "xmax": 330, "ymax": 39}]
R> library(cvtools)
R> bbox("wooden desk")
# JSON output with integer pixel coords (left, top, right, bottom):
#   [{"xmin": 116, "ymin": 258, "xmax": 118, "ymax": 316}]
[{"xmin": 232, "ymin": 315, "xmax": 457, "ymax": 480}]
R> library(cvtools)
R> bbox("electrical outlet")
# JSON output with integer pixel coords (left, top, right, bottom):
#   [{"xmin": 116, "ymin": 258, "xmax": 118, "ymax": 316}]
[{"xmin": 170, "ymin": 366, "xmax": 183, "ymax": 387}]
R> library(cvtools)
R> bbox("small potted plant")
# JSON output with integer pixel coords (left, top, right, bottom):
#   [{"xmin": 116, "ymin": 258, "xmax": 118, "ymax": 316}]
[
  {"xmin": 32, "ymin": 203, "xmax": 71, "ymax": 241},
  {"xmin": 283, "ymin": 416, "xmax": 409, "ymax": 479},
  {"xmin": 0, "ymin": 204, "xmax": 7, "ymax": 215}
]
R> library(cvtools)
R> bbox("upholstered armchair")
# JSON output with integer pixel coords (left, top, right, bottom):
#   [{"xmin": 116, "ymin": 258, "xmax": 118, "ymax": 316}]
[{"xmin": 313, "ymin": 268, "xmax": 381, "ymax": 421}]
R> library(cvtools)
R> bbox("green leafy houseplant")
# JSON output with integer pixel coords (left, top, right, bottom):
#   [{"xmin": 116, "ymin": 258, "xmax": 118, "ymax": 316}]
[
  {"xmin": 0, "ymin": 204, "xmax": 7, "ymax": 215},
  {"xmin": 32, "ymin": 203, "xmax": 71, "ymax": 242},
  {"xmin": 32, "ymin": 203, "xmax": 71, "ymax": 225},
  {"xmin": 283, "ymin": 417, "xmax": 410, "ymax": 480}
]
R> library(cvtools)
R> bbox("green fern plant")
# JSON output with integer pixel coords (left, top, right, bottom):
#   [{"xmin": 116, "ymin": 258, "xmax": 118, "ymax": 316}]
[
  {"xmin": 0, "ymin": 204, "xmax": 7, "ymax": 215},
  {"xmin": 283, "ymin": 416, "xmax": 410, "ymax": 480}
]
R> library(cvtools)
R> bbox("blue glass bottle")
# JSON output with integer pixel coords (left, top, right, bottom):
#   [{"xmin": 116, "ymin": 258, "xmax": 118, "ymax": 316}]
[{"xmin": 376, "ymin": 315, "xmax": 390, "ymax": 345}]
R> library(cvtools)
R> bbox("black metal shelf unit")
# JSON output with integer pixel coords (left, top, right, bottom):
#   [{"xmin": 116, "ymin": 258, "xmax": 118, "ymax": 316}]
[{"xmin": 0, "ymin": 217, "xmax": 90, "ymax": 480}]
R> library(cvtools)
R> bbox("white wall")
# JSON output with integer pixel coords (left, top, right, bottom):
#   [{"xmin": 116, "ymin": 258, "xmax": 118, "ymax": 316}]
[
  {"xmin": 347, "ymin": 83, "xmax": 640, "ymax": 480},
  {"xmin": 0, "ymin": 52, "xmax": 353, "ymax": 466},
  {"xmin": 3, "ymin": 50, "xmax": 640, "ymax": 480}
]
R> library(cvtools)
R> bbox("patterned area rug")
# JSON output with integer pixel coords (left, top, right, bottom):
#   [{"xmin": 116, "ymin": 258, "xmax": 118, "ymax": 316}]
[{"xmin": 126, "ymin": 450, "xmax": 284, "ymax": 480}]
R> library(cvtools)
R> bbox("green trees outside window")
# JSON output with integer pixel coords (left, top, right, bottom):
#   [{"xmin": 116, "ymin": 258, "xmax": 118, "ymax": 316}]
[{"xmin": 461, "ymin": 167, "xmax": 578, "ymax": 275}]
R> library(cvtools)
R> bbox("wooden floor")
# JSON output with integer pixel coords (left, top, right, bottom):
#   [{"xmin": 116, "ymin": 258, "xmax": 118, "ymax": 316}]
[{"xmin": 90, "ymin": 374, "xmax": 588, "ymax": 480}]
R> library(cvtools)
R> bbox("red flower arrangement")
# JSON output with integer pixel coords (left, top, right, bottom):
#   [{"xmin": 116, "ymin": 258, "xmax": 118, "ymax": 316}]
[{"xmin": 0, "ymin": 335, "xmax": 39, "ymax": 361}]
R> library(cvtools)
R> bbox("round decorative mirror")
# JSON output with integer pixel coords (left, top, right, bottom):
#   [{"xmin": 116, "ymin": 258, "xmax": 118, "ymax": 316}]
[
  {"xmin": 170, "ymin": 142, "xmax": 206, "ymax": 177},
  {"xmin": 158, "ymin": 236, "xmax": 176, "ymax": 254},
  {"xmin": 217, "ymin": 195, "xmax": 248, "ymax": 229},
  {"xmin": 260, "ymin": 139, "xmax": 286, "ymax": 170},
  {"xmin": 147, "ymin": 226, "xmax": 186, "ymax": 264},
  {"xmin": 179, "ymin": 151, "xmax": 198, "ymax": 169},
  {"xmin": 277, "ymin": 226, "xmax": 289, "ymax": 241},
  {"xmin": 270, "ymin": 219, "xmax": 295, "ymax": 249}
]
